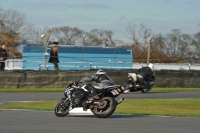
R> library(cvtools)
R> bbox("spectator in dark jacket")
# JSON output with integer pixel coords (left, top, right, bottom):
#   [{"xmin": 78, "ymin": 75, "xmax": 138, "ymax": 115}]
[
  {"xmin": 0, "ymin": 44, "xmax": 8, "ymax": 70},
  {"xmin": 48, "ymin": 46, "xmax": 59, "ymax": 71}
]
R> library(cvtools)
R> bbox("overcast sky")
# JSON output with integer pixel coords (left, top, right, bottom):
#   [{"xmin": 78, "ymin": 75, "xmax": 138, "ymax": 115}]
[{"xmin": 1, "ymin": 0, "xmax": 200, "ymax": 41}]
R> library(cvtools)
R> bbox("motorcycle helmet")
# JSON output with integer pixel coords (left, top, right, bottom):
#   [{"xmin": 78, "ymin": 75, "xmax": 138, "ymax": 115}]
[
  {"xmin": 95, "ymin": 69, "xmax": 106, "ymax": 75},
  {"xmin": 92, "ymin": 69, "xmax": 106, "ymax": 81},
  {"xmin": 148, "ymin": 63, "xmax": 154, "ymax": 70}
]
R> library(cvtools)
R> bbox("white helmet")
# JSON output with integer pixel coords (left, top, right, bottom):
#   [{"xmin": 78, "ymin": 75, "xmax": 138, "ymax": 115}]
[
  {"xmin": 148, "ymin": 63, "xmax": 154, "ymax": 70},
  {"xmin": 95, "ymin": 69, "xmax": 106, "ymax": 75}
]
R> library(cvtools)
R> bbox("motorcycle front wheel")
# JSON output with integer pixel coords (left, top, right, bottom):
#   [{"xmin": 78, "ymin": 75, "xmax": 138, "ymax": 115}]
[
  {"xmin": 92, "ymin": 97, "xmax": 117, "ymax": 118},
  {"xmin": 54, "ymin": 98, "xmax": 70, "ymax": 117}
]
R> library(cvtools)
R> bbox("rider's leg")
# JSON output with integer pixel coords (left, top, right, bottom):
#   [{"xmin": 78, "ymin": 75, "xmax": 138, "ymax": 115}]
[
  {"xmin": 85, "ymin": 84, "xmax": 99, "ymax": 100},
  {"xmin": 136, "ymin": 74, "xmax": 148, "ymax": 88},
  {"xmin": 85, "ymin": 84, "xmax": 97, "ymax": 96}
]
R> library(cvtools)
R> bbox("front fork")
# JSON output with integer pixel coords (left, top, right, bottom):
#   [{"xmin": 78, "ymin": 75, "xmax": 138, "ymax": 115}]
[{"xmin": 64, "ymin": 88, "xmax": 75, "ymax": 111}]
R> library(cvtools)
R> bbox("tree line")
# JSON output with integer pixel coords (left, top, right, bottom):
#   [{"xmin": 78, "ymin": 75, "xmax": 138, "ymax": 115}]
[{"xmin": 0, "ymin": 8, "xmax": 200, "ymax": 63}]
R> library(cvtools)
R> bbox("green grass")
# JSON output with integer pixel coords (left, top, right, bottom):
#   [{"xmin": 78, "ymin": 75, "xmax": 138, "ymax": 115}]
[
  {"xmin": 0, "ymin": 88, "xmax": 65, "ymax": 92},
  {"xmin": 115, "ymin": 99, "xmax": 200, "ymax": 117},
  {"xmin": 1, "ymin": 87, "xmax": 199, "ymax": 117},
  {"xmin": 0, "ymin": 101, "xmax": 57, "ymax": 111},
  {"xmin": 1, "ymin": 99, "xmax": 200, "ymax": 117},
  {"xmin": 151, "ymin": 88, "xmax": 200, "ymax": 92},
  {"xmin": 0, "ymin": 87, "xmax": 200, "ymax": 92}
]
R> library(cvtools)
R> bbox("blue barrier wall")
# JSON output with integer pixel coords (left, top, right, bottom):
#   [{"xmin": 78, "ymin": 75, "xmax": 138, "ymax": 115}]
[{"xmin": 22, "ymin": 45, "xmax": 133, "ymax": 70}]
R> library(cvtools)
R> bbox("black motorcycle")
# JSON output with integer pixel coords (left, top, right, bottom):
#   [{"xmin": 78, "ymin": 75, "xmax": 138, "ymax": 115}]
[
  {"xmin": 54, "ymin": 70, "xmax": 127, "ymax": 118},
  {"xmin": 123, "ymin": 72, "xmax": 154, "ymax": 93},
  {"xmin": 78, "ymin": 69, "xmax": 115, "ymax": 90}
]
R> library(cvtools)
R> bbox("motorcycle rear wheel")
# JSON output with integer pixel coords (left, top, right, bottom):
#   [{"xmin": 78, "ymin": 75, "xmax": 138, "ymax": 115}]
[
  {"xmin": 92, "ymin": 97, "xmax": 117, "ymax": 118},
  {"xmin": 141, "ymin": 83, "xmax": 153, "ymax": 93},
  {"xmin": 54, "ymin": 98, "xmax": 70, "ymax": 117}
]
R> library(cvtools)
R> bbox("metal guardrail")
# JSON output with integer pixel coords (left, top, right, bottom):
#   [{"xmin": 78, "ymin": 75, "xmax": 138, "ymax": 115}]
[
  {"xmin": 4, "ymin": 59, "xmax": 133, "ymax": 70},
  {"xmin": 132, "ymin": 63, "xmax": 200, "ymax": 70},
  {"xmin": 3, "ymin": 59, "xmax": 200, "ymax": 71}
]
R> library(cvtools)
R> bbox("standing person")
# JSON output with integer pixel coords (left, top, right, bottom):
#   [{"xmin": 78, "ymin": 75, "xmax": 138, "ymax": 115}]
[
  {"xmin": 48, "ymin": 46, "xmax": 59, "ymax": 71},
  {"xmin": 0, "ymin": 44, "xmax": 8, "ymax": 70}
]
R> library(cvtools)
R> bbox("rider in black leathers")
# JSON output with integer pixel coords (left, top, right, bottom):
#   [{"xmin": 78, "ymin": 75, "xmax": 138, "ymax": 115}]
[
  {"xmin": 65, "ymin": 69, "xmax": 112, "ymax": 111},
  {"xmin": 136, "ymin": 63, "xmax": 155, "ymax": 86}
]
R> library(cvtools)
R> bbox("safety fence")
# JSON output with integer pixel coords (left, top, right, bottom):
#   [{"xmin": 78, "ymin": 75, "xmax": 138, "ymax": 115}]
[
  {"xmin": 1, "ymin": 69, "xmax": 200, "ymax": 88},
  {"xmin": 132, "ymin": 63, "xmax": 200, "ymax": 70},
  {"xmin": 4, "ymin": 55, "xmax": 133, "ymax": 70},
  {"xmin": 3, "ymin": 58, "xmax": 200, "ymax": 71}
]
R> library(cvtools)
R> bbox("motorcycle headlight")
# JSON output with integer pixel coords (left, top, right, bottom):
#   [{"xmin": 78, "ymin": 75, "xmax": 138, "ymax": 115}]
[{"xmin": 64, "ymin": 91, "xmax": 68, "ymax": 97}]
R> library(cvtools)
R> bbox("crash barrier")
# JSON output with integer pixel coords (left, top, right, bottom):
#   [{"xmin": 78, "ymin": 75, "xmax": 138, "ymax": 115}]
[
  {"xmin": 5, "ymin": 59, "xmax": 133, "ymax": 70},
  {"xmin": 5, "ymin": 44, "xmax": 133, "ymax": 70},
  {"xmin": 0, "ymin": 69, "xmax": 200, "ymax": 88},
  {"xmin": 133, "ymin": 63, "xmax": 200, "ymax": 70},
  {"xmin": 5, "ymin": 59, "xmax": 200, "ymax": 71}
]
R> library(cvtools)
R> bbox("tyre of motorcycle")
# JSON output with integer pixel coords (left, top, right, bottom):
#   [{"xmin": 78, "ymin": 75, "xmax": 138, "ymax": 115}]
[
  {"xmin": 91, "ymin": 97, "xmax": 117, "ymax": 118},
  {"xmin": 54, "ymin": 98, "xmax": 70, "ymax": 117},
  {"xmin": 141, "ymin": 82, "xmax": 154, "ymax": 93}
]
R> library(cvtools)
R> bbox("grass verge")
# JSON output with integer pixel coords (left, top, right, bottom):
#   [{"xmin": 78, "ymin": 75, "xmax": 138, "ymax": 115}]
[
  {"xmin": 116, "ymin": 99, "xmax": 200, "ymax": 117},
  {"xmin": 0, "ymin": 88, "xmax": 200, "ymax": 92},
  {"xmin": 0, "ymin": 88, "xmax": 65, "ymax": 92},
  {"xmin": 151, "ymin": 88, "xmax": 200, "ymax": 92},
  {"xmin": 1, "ymin": 99, "xmax": 200, "ymax": 117}
]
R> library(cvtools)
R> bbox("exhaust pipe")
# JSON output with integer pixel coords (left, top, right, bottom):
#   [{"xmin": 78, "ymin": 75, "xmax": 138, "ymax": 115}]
[{"xmin": 117, "ymin": 98, "xmax": 124, "ymax": 105}]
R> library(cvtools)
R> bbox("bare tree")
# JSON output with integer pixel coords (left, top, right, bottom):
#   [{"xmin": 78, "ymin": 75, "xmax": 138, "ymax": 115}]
[
  {"xmin": 19, "ymin": 23, "xmax": 36, "ymax": 43},
  {"xmin": 153, "ymin": 33, "xmax": 166, "ymax": 52},
  {"xmin": 51, "ymin": 26, "xmax": 83, "ymax": 45},
  {"xmin": 165, "ymin": 29, "xmax": 181, "ymax": 58},
  {"xmin": 104, "ymin": 30, "xmax": 115, "ymax": 46},
  {"xmin": 30, "ymin": 26, "xmax": 115, "ymax": 46},
  {"xmin": 192, "ymin": 32, "xmax": 200, "ymax": 62},
  {"xmin": 178, "ymin": 34, "xmax": 192, "ymax": 62},
  {"xmin": 21, "ymin": 26, "xmax": 53, "ymax": 45},
  {"xmin": 0, "ymin": 9, "xmax": 25, "ymax": 34},
  {"xmin": 80, "ymin": 31, "xmax": 92, "ymax": 46},
  {"xmin": 125, "ymin": 22, "xmax": 138, "ymax": 44},
  {"xmin": 163, "ymin": 29, "xmax": 194, "ymax": 63},
  {"xmin": 31, "ymin": 28, "xmax": 44, "ymax": 44},
  {"xmin": 86, "ymin": 29, "xmax": 104, "ymax": 46},
  {"xmin": 139, "ymin": 24, "xmax": 153, "ymax": 47},
  {"xmin": 151, "ymin": 33, "xmax": 169, "ymax": 62},
  {"xmin": 126, "ymin": 23, "xmax": 154, "ymax": 63},
  {"xmin": 0, "ymin": 9, "xmax": 26, "ymax": 57},
  {"xmin": 1, "ymin": 9, "xmax": 35, "ymax": 43},
  {"xmin": 151, "ymin": 30, "xmax": 193, "ymax": 63},
  {"xmin": 83, "ymin": 29, "xmax": 115, "ymax": 46}
]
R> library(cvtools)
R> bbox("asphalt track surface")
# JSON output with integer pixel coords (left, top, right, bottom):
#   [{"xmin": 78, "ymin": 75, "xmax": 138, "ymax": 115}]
[
  {"xmin": 1, "ymin": 92, "xmax": 200, "ymax": 101},
  {"xmin": 1, "ymin": 92, "xmax": 200, "ymax": 133}
]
